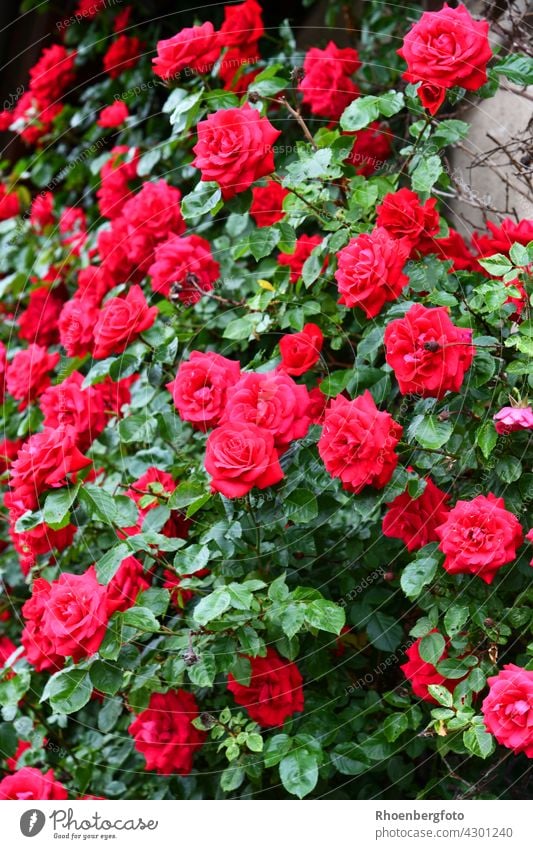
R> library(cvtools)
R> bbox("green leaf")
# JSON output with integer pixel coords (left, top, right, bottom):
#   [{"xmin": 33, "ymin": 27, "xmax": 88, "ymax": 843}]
[
  {"xmin": 444, "ymin": 605, "xmax": 469, "ymax": 637},
  {"xmin": 187, "ymin": 654, "xmax": 216, "ymax": 687},
  {"xmin": 90, "ymin": 660, "xmax": 123, "ymax": 695},
  {"xmin": 409, "ymin": 415, "xmax": 453, "ymax": 450},
  {"xmin": 509, "ymin": 242, "xmax": 529, "ymax": 267},
  {"xmin": 175, "ymin": 544, "xmax": 210, "ymax": 575},
  {"xmin": 181, "ymin": 181, "xmax": 222, "ymax": 220},
  {"xmin": 427, "ymin": 684, "xmax": 453, "ymax": 707},
  {"xmin": 285, "ymin": 489, "xmax": 318, "ymax": 524},
  {"xmin": 193, "ymin": 589, "xmax": 231, "ymax": 626},
  {"xmin": 305, "ymin": 599, "xmax": 345, "ymax": 635},
  {"xmin": 366, "ymin": 612, "xmax": 403, "ymax": 651},
  {"xmin": 400, "ymin": 556, "xmax": 438, "ymax": 601},
  {"xmin": 220, "ymin": 766, "xmax": 245, "ymax": 792},
  {"xmin": 98, "ymin": 697, "xmax": 123, "ymax": 733},
  {"xmin": 95, "ymin": 543, "xmax": 130, "ymax": 584},
  {"xmin": 168, "ymin": 480, "xmax": 207, "ymax": 510},
  {"xmin": 463, "ymin": 722, "xmax": 495, "ymax": 759},
  {"xmin": 264, "ymin": 733, "xmax": 292, "ymax": 768},
  {"xmin": 494, "ymin": 53, "xmax": 533, "ymax": 86},
  {"xmin": 319, "ymin": 370, "xmax": 353, "ymax": 396},
  {"xmin": 419, "ymin": 632, "xmax": 446, "ymax": 666},
  {"xmin": 121, "ymin": 606, "xmax": 159, "ymax": 633},
  {"xmin": 495, "ymin": 456, "xmax": 522, "ymax": 483},
  {"xmin": 279, "ymin": 749, "xmax": 318, "ymax": 799},
  {"xmin": 43, "ymin": 485, "xmax": 79, "ymax": 527},
  {"xmin": 477, "ymin": 253, "xmax": 513, "ymax": 276},
  {"xmin": 223, "ymin": 315, "xmax": 257, "ymax": 341},
  {"xmin": 383, "ymin": 713, "xmax": 409, "ymax": 742},
  {"xmin": 247, "ymin": 733, "xmax": 264, "ymax": 752},
  {"xmin": 42, "ymin": 668, "xmax": 92, "ymax": 715},
  {"xmin": 340, "ymin": 91, "xmax": 404, "ymax": 131},
  {"xmin": 410, "ymin": 155, "xmax": 443, "ymax": 193},
  {"xmin": 476, "ymin": 421, "xmax": 497, "ymax": 459},
  {"xmin": 117, "ymin": 415, "xmax": 157, "ymax": 444},
  {"xmin": 249, "ymin": 227, "xmax": 279, "ymax": 261}
]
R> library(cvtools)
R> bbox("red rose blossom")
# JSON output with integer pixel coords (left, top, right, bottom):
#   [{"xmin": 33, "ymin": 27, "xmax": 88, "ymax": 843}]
[
  {"xmin": 40, "ymin": 371, "xmax": 107, "ymax": 451},
  {"xmin": 30, "ymin": 192, "xmax": 54, "ymax": 231},
  {"xmin": 344, "ymin": 122, "xmax": 393, "ymax": 176},
  {"xmin": 9, "ymin": 425, "xmax": 91, "ymax": 510},
  {"xmin": 398, "ymin": 4, "xmax": 492, "ymax": 92},
  {"xmin": 494, "ymin": 405, "xmax": 533, "ymax": 435},
  {"xmin": 0, "ymin": 767, "xmax": 68, "ymax": 801},
  {"xmin": 435, "ymin": 493, "xmax": 524, "ymax": 584},
  {"xmin": 128, "ymin": 689, "xmax": 205, "ymax": 774},
  {"xmin": 21, "ymin": 578, "xmax": 65, "ymax": 672},
  {"xmin": 417, "ymin": 81, "xmax": 447, "ymax": 115},
  {"xmin": 227, "ymin": 648, "xmax": 304, "ymax": 727},
  {"xmin": 103, "ymin": 35, "xmax": 143, "ymax": 79},
  {"xmin": 250, "ymin": 181, "xmax": 289, "ymax": 227},
  {"xmin": 401, "ymin": 632, "xmax": 464, "ymax": 703},
  {"xmin": 149, "ymin": 234, "xmax": 219, "ymax": 302},
  {"xmin": 0, "ymin": 184, "xmax": 20, "ymax": 220},
  {"xmin": 97, "ymin": 101, "xmax": 129, "ymax": 128},
  {"xmin": 318, "ymin": 391, "xmax": 402, "ymax": 493},
  {"xmin": 153, "ymin": 22, "xmax": 221, "ymax": 81},
  {"xmin": 223, "ymin": 370, "xmax": 311, "ymax": 451},
  {"xmin": 120, "ymin": 467, "xmax": 190, "ymax": 541},
  {"xmin": 39, "ymin": 567, "xmax": 108, "ymax": 661},
  {"xmin": 278, "ymin": 234, "xmax": 323, "ymax": 284},
  {"xmin": 299, "ymin": 41, "xmax": 361, "ymax": 121},
  {"xmin": 383, "ymin": 477, "xmax": 450, "ymax": 552},
  {"xmin": 384, "ymin": 303, "xmax": 475, "ymax": 398},
  {"xmin": 192, "ymin": 104, "xmax": 280, "ymax": 199},
  {"xmin": 18, "ymin": 286, "xmax": 65, "ymax": 348},
  {"xmin": 376, "ymin": 188, "xmax": 440, "ymax": 254},
  {"xmin": 220, "ymin": 0, "xmax": 264, "ymax": 48},
  {"xmin": 335, "ymin": 227, "xmax": 409, "ymax": 317},
  {"xmin": 6, "ymin": 491, "xmax": 76, "ymax": 576},
  {"xmin": 29, "ymin": 45, "xmax": 76, "ymax": 103},
  {"xmin": 167, "ymin": 351, "xmax": 241, "ymax": 431},
  {"xmin": 6, "ymin": 344, "xmax": 60, "ymax": 410},
  {"xmin": 278, "ymin": 323, "xmax": 324, "ymax": 376},
  {"xmin": 93, "ymin": 285, "xmax": 158, "ymax": 359},
  {"xmin": 205, "ymin": 422, "xmax": 284, "ymax": 498},
  {"xmin": 106, "ymin": 556, "xmax": 150, "ymax": 615},
  {"xmin": 482, "ymin": 664, "xmax": 533, "ymax": 757}
]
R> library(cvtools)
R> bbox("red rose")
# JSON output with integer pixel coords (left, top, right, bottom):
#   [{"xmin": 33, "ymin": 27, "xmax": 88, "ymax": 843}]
[
  {"xmin": 59, "ymin": 206, "xmax": 87, "ymax": 255},
  {"xmin": 149, "ymin": 234, "xmax": 219, "ymax": 302},
  {"xmin": 398, "ymin": 4, "xmax": 492, "ymax": 91},
  {"xmin": 278, "ymin": 323, "xmax": 323, "ymax": 376},
  {"xmin": 418, "ymin": 227, "xmax": 476, "ymax": 271},
  {"xmin": 473, "ymin": 218, "xmax": 533, "ymax": 266},
  {"xmin": 106, "ymin": 556, "xmax": 150, "ymax": 615},
  {"xmin": 153, "ymin": 22, "xmax": 221, "ymax": 80},
  {"xmin": 128, "ymin": 689, "xmax": 205, "ymax": 774},
  {"xmin": 223, "ymin": 371, "xmax": 311, "ymax": 451},
  {"xmin": 218, "ymin": 44, "xmax": 260, "ymax": 91},
  {"xmin": 6, "ymin": 344, "xmax": 60, "ymax": 410},
  {"xmin": 401, "ymin": 632, "xmax": 464, "ymax": 703},
  {"xmin": 205, "ymin": 422, "xmax": 284, "ymax": 498},
  {"xmin": 335, "ymin": 227, "xmax": 409, "ymax": 317},
  {"xmin": 494, "ymin": 405, "xmax": 533, "ymax": 435},
  {"xmin": 307, "ymin": 385, "xmax": 328, "ymax": 424},
  {"xmin": 6, "ymin": 491, "xmax": 76, "ymax": 576},
  {"xmin": 99, "ymin": 374, "xmax": 137, "ymax": 418},
  {"xmin": 227, "ymin": 648, "xmax": 304, "ymax": 727},
  {"xmin": 93, "ymin": 285, "xmax": 158, "ymax": 359},
  {"xmin": 344, "ymin": 122, "xmax": 393, "ymax": 176},
  {"xmin": 59, "ymin": 294, "xmax": 99, "ymax": 358},
  {"xmin": 383, "ymin": 476, "xmax": 450, "ymax": 552},
  {"xmin": 120, "ymin": 467, "xmax": 190, "ymax": 541},
  {"xmin": 97, "ymin": 101, "xmax": 129, "ymax": 128},
  {"xmin": 384, "ymin": 303, "xmax": 475, "ymax": 398},
  {"xmin": 376, "ymin": 188, "xmax": 440, "ymax": 253},
  {"xmin": 167, "ymin": 351, "xmax": 241, "ymax": 431},
  {"xmin": 21, "ymin": 578, "xmax": 65, "ymax": 671},
  {"xmin": 39, "ymin": 567, "xmax": 108, "ymax": 661},
  {"xmin": 30, "ymin": 192, "xmax": 54, "ymax": 231},
  {"xmin": 103, "ymin": 35, "xmax": 143, "ymax": 79},
  {"xmin": 11, "ymin": 92, "xmax": 63, "ymax": 147},
  {"xmin": 9, "ymin": 425, "xmax": 91, "ymax": 510},
  {"xmin": 278, "ymin": 234, "xmax": 323, "ymax": 284},
  {"xmin": 0, "ymin": 184, "xmax": 20, "ymax": 220},
  {"xmin": 192, "ymin": 104, "xmax": 280, "ymax": 199},
  {"xmin": 250, "ymin": 181, "xmax": 289, "ymax": 227},
  {"xmin": 482, "ymin": 664, "xmax": 533, "ymax": 757},
  {"xmin": 0, "ymin": 437, "xmax": 23, "ymax": 473},
  {"xmin": 436, "ymin": 493, "xmax": 524, "ymax": 584},
  {"xmin": 39, "ymin": 371, "xmax": 107, "ymax": 451},
  {"xmin": 318, "ymin": 391, "xmax": 402, "ymax": 493},
  {"xmin": 0, "ymin": 767, "xmax": 68, "ymax": 801},
  {"xmin": 97, "ymin": 145, "xmax": 139, "ymax": 220},
  {"xmin": 18, "ymin": 286, "xmax": 65, "ymax": 348},
  {"xmin": 299, "ymin": 41, "xmax": 361, "ymax": 121},
  {"xmin": 0, "ymin": 635, "xmax": 16, "ymax": 666},
  {"xmin": 76, "ymin": 0, "xmax": 106, "ymax": 18},
  {"xmin": 97, "ymin": 218, "xmax": 141, "ymax": 287},
  {"xmin": 417, "ymin": 81, "xmax": 447, "ymax": 115},
  {"xmin": 220, "ymin": 0, "xmax": 264, "ymax": 48},
  {"xmin": 29, "ymin": 45, "xmax": 76, "ymax": 103},
  {"xmin": 121, "ymin": 180, "xmax": 186, "ymax": 272}
]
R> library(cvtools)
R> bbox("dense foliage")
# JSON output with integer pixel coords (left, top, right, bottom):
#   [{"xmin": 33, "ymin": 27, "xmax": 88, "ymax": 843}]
[{"xmin": 0, "ymin": 0, "xmax": 532, "ymax": 801}]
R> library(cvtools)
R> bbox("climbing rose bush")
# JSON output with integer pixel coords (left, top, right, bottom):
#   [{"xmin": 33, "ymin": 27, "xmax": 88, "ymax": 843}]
[{"xmin": 0, "ymin": 0, "xmax": 532, "ymax": 802}]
